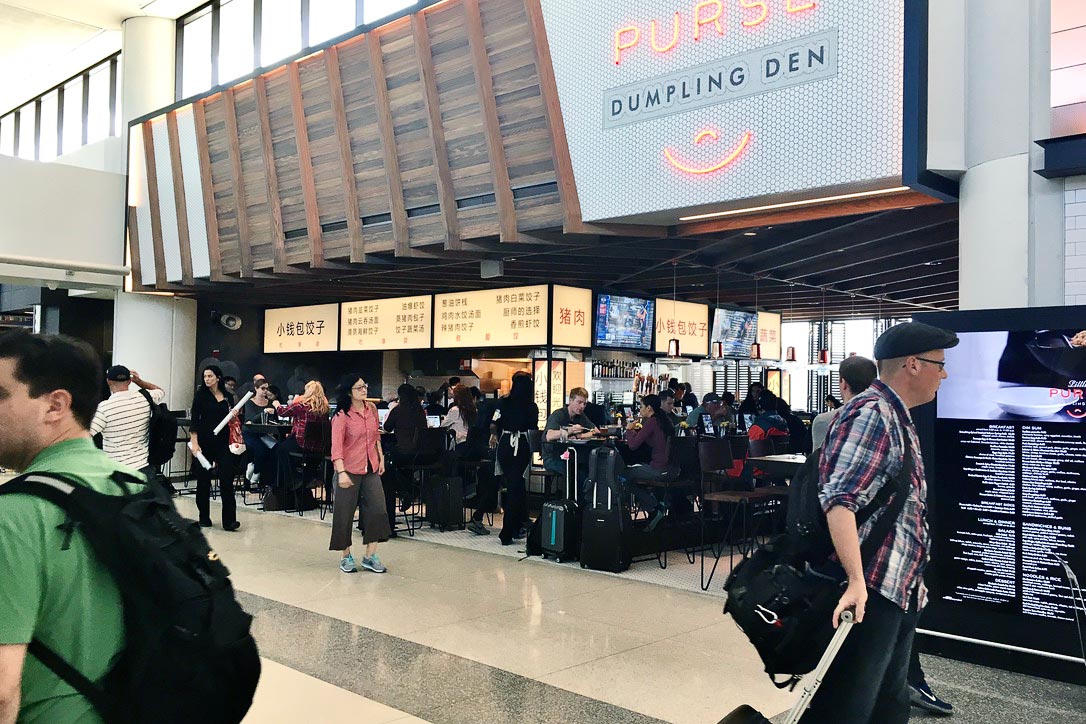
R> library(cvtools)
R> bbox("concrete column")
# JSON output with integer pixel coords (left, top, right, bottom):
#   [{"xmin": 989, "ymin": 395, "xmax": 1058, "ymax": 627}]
[
  {"xmin": 113, "ymin": 16, "xmax": 196, "ymax": 411},
  {"xmin": 958, "ymin": 0, "xmax": 1065, "ymax": 309}
]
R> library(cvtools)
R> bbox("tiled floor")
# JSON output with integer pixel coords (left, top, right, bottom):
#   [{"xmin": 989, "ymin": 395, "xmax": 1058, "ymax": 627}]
[{"xmin": 183, "ymin": 496, "xmax": 1086, "ymax": 723}]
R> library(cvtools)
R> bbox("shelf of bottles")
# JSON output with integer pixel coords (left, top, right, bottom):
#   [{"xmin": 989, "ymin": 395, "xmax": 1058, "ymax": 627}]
[{"xmin": 589, "ymin": 358, "xmax": 673, "ymax": 399}]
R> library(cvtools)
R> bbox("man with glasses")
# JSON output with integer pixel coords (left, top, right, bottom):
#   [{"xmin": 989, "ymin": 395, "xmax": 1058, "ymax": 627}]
[{"xmin": 801, "ymin": 322, "xmax": 958, "ymax": 723}]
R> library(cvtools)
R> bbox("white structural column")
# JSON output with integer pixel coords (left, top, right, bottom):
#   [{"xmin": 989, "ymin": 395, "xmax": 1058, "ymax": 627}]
[
  {"xmin": 958, "ymin": 0, "xmax": 1065, "ymax": 309},
  {"xmin": 114, "ymin": 15, "xmax": 198, "ymax": 410}
]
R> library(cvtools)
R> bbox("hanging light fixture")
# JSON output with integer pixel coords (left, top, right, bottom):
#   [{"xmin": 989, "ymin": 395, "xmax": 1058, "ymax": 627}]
[
  {"xmin": 710, "ymin": 271, "xmax": 724, "ymax": 360},
  {"xmin": 749, "ymin": 275, "xmax": 762, "ymax": 360},
  {"xmin": 814, "ymin": 287, "xmax": 832, "ymax": 373},
  {"xmin": 667, "ymin": 262, "xmax": 681, "ymax": 359},
  {"xmin": 784, "ymin": 283, "xmax": 798, "ymax": 364}
]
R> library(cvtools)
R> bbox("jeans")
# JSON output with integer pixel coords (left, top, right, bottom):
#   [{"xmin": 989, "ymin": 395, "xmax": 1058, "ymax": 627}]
[
  {"xmin": 799, "ymin": 588, "xmax": 918, "ymax": 724},
  {"xmin": 542, "ymin": 457, "xmax": 587, "ymax": 500},
  {"xmin": 619, "ymin": 464, "xmax": 662, "ymax": 511},
  {"xmin": 242, "ymin": 431, "xmax": 275, "ymax": 480}
]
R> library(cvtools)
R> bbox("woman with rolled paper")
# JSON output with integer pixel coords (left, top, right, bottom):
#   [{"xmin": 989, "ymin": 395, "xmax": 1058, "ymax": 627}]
[{"xmin": 189, "ymin": 364, "xmax": 240, "ymax": 530}]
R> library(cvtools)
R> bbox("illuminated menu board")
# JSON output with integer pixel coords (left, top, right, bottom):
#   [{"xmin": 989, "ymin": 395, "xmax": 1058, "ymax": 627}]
[
  {"xmin": 654, "ymin": 299, "xmax": 710, "ymax": 356},
  {"xmin": 340, "ymin": 295, "xmax": 431, "ymax": 351},
  {"xmin": 434, "ymin": 285, "xmax": 548, "ymax": 348},
  {"xmin": 264, "ymin": 303, "xmax": 339, "ymax": 353},
  {"xmin": 552, "ymin": 285, "xmax": 592, "ymax": 348},
  {"xmin": 757, "ymin": 312, "xmax": 782, "ymax": 360}
]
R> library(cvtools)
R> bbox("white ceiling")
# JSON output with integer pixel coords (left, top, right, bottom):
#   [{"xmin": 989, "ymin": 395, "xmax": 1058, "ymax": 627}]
[{"xmin": 0, "ymin": 0, "xmax": 204, "ymax": 115}]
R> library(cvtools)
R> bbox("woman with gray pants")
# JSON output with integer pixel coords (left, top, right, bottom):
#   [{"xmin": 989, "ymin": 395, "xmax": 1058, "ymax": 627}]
[{"xmin": 329, "ymin": 374, "xmax": 391, "ymax": 573}]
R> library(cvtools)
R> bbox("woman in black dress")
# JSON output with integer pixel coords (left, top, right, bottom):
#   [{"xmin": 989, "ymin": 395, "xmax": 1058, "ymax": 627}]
[
  {"xmin": 488, "ymin": 371, "xmax": 538, "ymax": 545},
  {"xmin": 189, "ymin": 364, "xmax": 240, "ymax": 530}
]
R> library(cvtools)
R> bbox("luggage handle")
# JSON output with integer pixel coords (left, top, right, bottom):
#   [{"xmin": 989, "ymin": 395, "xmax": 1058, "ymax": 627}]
[
  {"xmin": 780, "ymin": 610, "xmax": 854, "ymax": 724},
  {"xmin": 564, "ymin": 444, "xmax": 577, "ymax": 501}
]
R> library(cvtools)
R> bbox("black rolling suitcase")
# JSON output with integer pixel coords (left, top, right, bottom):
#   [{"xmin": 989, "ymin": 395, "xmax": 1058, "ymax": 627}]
[
  {"xmin": 717, "ymin": 611, "xmax": 855, "ymax": 724},
  {"xmin": 580, "ymin": 445, "xmax": 630, "ymax": 573},
  {"xmin": 541, "ymin": 445, "xmax": 580, "ymax": 562}
]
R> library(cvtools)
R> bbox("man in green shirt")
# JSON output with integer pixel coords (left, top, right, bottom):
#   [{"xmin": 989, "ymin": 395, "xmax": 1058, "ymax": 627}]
[{"xmin": 0, "ymin": 330, "xmax": 137, "ymax": 724}]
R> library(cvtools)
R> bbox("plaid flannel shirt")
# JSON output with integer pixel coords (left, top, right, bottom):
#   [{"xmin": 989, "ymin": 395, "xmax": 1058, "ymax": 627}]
[{"xmin": 818, "ymin": 379, "xmax": 929, "ymax": 611}]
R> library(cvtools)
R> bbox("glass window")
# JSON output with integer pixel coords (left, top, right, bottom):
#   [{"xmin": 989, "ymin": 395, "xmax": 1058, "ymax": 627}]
[
  {"xmin": 219, "ymin": 0, "xmax": 255, "ymax": 84},
  {"xmin": 17, "ymin": 103, "xmax": 36, "ymax": 160},
  {"xmin": 87, "ymin": 63, "xmax": 111, "ymax": 144},
  {"xmin": 309, "ymin": 0, "xmax": 355, "ymax": 44},
  {"xmin": 182, "ymin": 7, "xmax": 214, "ymax": 97},
  {"xmin": 0, "ymin": 115, "xmax": 14, "ymax": 156},
  {"xmin": 261, "ymin": 0, "xmax": 302, "ymax": 67},
  {"xmin": 363, "ymin": 0, "xmax": 415, "ymax": 24},
  {"xmin": 38, "ymin": 91, "xmax": 59, "ymax": 161},
  {"xmin": 62, "ymin": 77, "xmax": 84, "ymax": 155}
]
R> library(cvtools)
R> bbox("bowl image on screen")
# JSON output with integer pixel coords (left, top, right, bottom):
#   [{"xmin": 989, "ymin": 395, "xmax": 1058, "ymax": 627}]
[
  {"xmin": 989, "ymin": 386, "xmax": 1073, "ymax": 418},
  {"xmin": 1026, "ymin": 331, "xmax": 1086, "ymax": 378}
]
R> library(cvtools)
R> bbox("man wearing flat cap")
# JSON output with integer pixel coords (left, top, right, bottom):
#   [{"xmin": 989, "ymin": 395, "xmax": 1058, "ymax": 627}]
[{"xmin": 801, "ymin": 322, "xmax": 958, "ymax": 723}]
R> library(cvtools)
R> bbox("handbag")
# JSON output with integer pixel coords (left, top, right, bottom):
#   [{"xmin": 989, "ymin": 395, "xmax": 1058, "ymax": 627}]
[{"xmin": 227, "ymin": 415, "xmax": 246, "ymax": 455}]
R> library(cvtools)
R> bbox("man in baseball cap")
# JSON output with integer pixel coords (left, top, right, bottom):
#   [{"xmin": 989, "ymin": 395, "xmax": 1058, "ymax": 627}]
[
  {"xmin": 90, "ymin": 365, "xmax": 166, "ymax": 477},
  {"xmin": 801, "ymin": 322, "xmax": 957, "ymax": 723}
]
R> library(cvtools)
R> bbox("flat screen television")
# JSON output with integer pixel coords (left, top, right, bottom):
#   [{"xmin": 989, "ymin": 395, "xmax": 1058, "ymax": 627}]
[
  {"xmin": 711, "ymin": 308, "xmax": 758, "ymax": 358},
  {"xmin": 594, "ymin": 294, "xmax": 654, "ymax": 351},
  {"xmin": 915, "ymin": 307, "xmax": 1086, "ymax": 682}
]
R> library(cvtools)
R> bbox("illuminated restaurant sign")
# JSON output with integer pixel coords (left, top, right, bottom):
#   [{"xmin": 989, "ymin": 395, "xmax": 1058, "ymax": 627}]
[
  {"xmin": 552, "ymin": 285, "xmax": 593, "ymax": 348},
  {"xmin": 264, "ymin": 303, "xmax": 339, "ymax": 353},
  {"xmin": 538, "ymin": 0, "xmax": 906, "ymax": 223},
  {"xmin": 340, "ymin": 295, "xmax": 432, "ymax": 351},
  {"xmin": 756, "ymin": 311, "xmax": 782, "ymax": 360},
  {"xmin": 433, "ymin": 285, "xmax": 548, "ymax": 348},
  {"xmin": 654, "ymin": 298, "xmax": 710, "ymax": 356}
]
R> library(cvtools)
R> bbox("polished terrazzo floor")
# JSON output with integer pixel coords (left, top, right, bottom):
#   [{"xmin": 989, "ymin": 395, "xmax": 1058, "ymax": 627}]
[{"xmin": 180, "ymin": 495, "xmax": 1086, "ymax": 724}]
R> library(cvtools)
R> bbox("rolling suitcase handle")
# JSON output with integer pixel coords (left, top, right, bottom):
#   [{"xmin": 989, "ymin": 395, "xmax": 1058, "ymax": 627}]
[
  {"xmin": 780, "ymin": 609, "xmax": 854, "ymax": 724},
  {"xmin": 564, "ymin": 445, "xmax": 577, "ymax": 501}
]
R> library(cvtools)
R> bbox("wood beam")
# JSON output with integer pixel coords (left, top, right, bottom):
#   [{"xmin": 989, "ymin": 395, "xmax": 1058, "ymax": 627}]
[
  {"xmin": 126, "ymin": 205, "xmax": 146, "ymax": 291},
  {"xmin": 463, "ymin": 0, "xmax": 517, "ymax": 243},
  {"xmin": 140, "ymin": 121, "xmax": 168, "ymax": 287},
  {"xmin": 253, "ymin": 74, "xmax": 289, "ymax": 273},
  {"xmin": 325, "ymin": 44, "xmax": 366, "ymax": 264},
  {"xmin": 412, "ymin": 12, "xmax": 461, "ymax": 252},
  {"xmin": 165, "ymin": 111, "xmax": 194, "ymax": 285},
  {"xmin": 287, "ymin": 61, "xmax": 325, "ymax": 269},
  {"xmin": 192, "ymin": 100, "xmax": 227, "ymax": 282},
  {"xmin": 367, "ymin": 34, "xmax": 411, "ymax": 257},
  {"xmin": 221, "ymin": 88, "xmax": 255, "ymax": 278}
]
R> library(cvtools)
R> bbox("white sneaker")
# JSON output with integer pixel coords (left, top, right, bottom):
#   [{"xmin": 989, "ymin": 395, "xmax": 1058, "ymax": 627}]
[{"xmin": 245, "ymin": 462, "xmax": 255, "ymax": 481}]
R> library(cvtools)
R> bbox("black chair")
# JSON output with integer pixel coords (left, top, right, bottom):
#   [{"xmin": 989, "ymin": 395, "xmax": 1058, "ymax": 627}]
[
  {"xmin": 398, "ymin": 427, "xmax": 452, "ymax": 533},
  {"xmin": 633, "ymin": 436, "xmax": 701, "ymax": 569},
  {"xmin": 459, "ymin": 427, "xmax": 496, "ymax": 525},
  {"xmin": 526, "ymin": 429, "xmax": 560, "ymax": 497}
]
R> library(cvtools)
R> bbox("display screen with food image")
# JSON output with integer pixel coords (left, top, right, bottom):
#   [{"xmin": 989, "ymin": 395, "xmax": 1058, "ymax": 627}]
[
  {"xmin": 594, "ymin": 294, "xmax": 654, "ymax": 350},
  {"xmin": 938, "ymin": 329, "xmax": 1086, "ymax": 423},
  {"xmin": 711, "ymin": 308, "xmax": 757, "ymax": 358}
]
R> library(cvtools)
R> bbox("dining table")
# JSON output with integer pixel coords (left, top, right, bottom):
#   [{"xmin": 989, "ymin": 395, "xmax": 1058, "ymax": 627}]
[{"xmin": 746, "ymin": 453, "xmax": 807, "ymax": 479}]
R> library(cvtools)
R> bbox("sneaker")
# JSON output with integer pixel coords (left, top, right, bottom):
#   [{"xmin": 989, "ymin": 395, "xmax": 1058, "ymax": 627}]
[
  {"xmin": 909, "ymin": 680, "xmax": 954, "ymax": 715},
  {"xmin": 646, "ymin": 504, "xmax": 667, "ymax": 532},
  {"xmin": 360, "ymin": 555, "xmax": 387, "ymax": 573},
  {"xmin": 340, "ymin": 554, "xmax": 357, "ymax": 573},
  {"xmin": 245, "ymin": 462, "xmax": 255, "ymax": 481},
  {"xmin": 467, "ymin": 519, "xmax": 491, "ymax": 536},
  {"xmin": 251, "ymin": 472, "xmax": 260, "ymax": 484}
]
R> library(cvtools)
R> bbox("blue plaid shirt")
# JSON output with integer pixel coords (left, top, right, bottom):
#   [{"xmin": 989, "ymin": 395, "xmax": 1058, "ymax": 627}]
[{"xmin": 819, "ymin": 380, "xmax": 929, "ymax": 611}]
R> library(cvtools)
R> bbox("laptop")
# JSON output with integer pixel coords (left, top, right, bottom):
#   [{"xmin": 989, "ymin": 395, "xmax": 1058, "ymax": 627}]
[
  {"xmin": 623, "ymin": 406, "xmax": 635, "ymax": 420},
  {"xmin": 426, "ymin": 415, "xmax": 441, "ymax": 428},
  {"xmin": 378, "ymin": 408, "xmax": 390, "ymax": 428}
]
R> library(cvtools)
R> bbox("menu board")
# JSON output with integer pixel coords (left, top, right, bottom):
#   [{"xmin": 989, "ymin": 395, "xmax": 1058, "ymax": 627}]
[
  {"xmin": 340, "ymin": 295, "xmax": 431, "ymax": 351},
  {"xmin": 264, "ymin": 303, "xmax": 339, "ymax": 353},
  {"xmin": 434, "ymin": 285, "xmax": 547, "ymax": 348},
  {"xmin": 756, "ymin": 312, "xmax": 783, "ymax": 361},
  {"xmin": 552, "ymin": 285, "xmax": 592, "ymax": 348},
  {"xmin": 594, "ymin": 294, "xmax": 654, "ymax": 350},
  {"xmin": 654, "ymin": 299, "xmax": 710, "ymax": 357},
  {"xmin": 711, "ymin": 308, "xmax": 758, "ymax": 358},
  {"xmin": 926, "ymin": 321, "xmax": 1086, "ymax": 665}
]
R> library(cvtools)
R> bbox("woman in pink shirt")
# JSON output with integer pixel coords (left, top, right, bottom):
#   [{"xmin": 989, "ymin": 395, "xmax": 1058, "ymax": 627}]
[{"xmin": 329, "ymin": 374, "xmax": 390, "ymax": 574}]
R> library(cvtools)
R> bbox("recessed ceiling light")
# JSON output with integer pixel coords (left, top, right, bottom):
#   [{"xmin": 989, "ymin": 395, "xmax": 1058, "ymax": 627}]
[{"xmin": 743, "ymin": 231, "xmax": 757, "ymax": 236}]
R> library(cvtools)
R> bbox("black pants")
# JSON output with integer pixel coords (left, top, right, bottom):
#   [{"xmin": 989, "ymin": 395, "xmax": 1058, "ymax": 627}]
[
  {"xmin": 273, "ymin": 436, "xmax": 320, "ymax": 490},
  {"xmin": 496, "ymin": 434, "xmax": 530, "ymax": 543},
  {"xmin": 469, "ymin": 459, "xmax": 498, "ymax": 523},
  {"xmin": 799, "ymin": 588, "xmax": 918, "ymax": 724},
  {"xmin": 196, "ymin": 448, "xmax": 237, "ymax": 527}
]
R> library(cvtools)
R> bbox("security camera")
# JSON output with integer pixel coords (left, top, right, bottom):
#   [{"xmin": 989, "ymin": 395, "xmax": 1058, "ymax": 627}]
[{"xmin": 211, "ymin": 310, "xmax": 242, "ymax": 331}]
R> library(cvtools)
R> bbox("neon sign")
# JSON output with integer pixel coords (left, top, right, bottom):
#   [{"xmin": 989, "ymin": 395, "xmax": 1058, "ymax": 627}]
[
  {"xmin": 664, "ymin": 129, "xmax": 751, "ymax": 174},
  {"xmin": 613, "ymin": 0, "xmax": 819, "ymax": 65}
]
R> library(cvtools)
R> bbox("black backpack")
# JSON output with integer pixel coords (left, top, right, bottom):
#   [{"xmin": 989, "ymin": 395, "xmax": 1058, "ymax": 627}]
[
  {"xmin": 0, "ymin": 471, "xmax": 260, "ymax": 723},
  {"xmin": 139, "ymin": 389, "xmax": 179, "ymax": 468}
]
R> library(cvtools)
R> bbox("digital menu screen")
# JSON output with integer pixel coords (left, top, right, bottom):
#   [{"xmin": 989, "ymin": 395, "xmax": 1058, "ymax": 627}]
[
  {"xmin": 711, "ymin": 308, "xmax": 757, "ymax": 358},
  {"xmin": 594, "ymin": 294, "xmax": 654, "ymax": 350},
  {"xmin": 919, "ymin": 312, "xmax": 1086, "ymax": 670}
]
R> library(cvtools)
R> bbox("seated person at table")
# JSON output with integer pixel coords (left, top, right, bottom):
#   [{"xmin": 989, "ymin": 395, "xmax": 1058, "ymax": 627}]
[
  {"xmin": 686, "ymin": 392, "xmax": 728, "ymax": 430},
  {"xmin": 774, "ymin": 397, "xmax": 810, "ymax": 454},
  {"xmin": 738, "ymin": 381, "xmax": 765, "ymax": 419},
  {"xmin": 242, "ymin": 379, "xmax": 278, "ymax": 484},
  {"xmin": 425, "ymin": 391, "xmax": 447, "ymax": 417},
  {"xmin": 620, "ymin": 394, "xmax": 674, "ymax": 531},
  {"xmin": 658, "ymin": 389, "xmax": 683, "ymax": 426},
  {"xmin": 441, "ymin": 385, "xmax": 475, "ymax": 453},
  {"xmin": 542, "ymin": 387, "xmax": 597, "ymax": 488},
  {"xmin": 680, "ymin": 382, "xmax": 699, "ymax": 412},
  {"xmin": 382, "ymin": 384, "xmax": 430, "ymax": 513},
  {"xmin": 273, "ymin": 381, "xmax": 330, "ymax": 501}
]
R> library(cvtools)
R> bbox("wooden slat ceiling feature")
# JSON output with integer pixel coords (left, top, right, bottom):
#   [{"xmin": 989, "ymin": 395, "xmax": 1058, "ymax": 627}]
[
  {"xmin": 192, "ymin": 101, "xmax": 225, "ymax": 281},
  {"xmin": 219, "ymin": 88, "xmax": 255, "ymax": 278},
  {"xmin": 253, "ymin": 75, "xmax": 289, "ymax": 273},
  {"xmin": 287, "ymin": 61, "xmax": 325, "ymax": 268},
  {"xmin": 324, "ymin": 44, "xmax": 366, "ymax": 263},
  {"xmin": 164, "ymin": 111, "xmax": 194, "ymax": 285},
  {"xmin": 126, "ymin": 206, "xmax": 146, "ymax": 292}
]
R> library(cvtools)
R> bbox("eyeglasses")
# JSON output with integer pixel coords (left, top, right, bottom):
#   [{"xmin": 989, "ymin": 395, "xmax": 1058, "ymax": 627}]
[
  {"xmin": 352, "ymin": 384, "xmax": 369, "ymax": 391},
  {"xmin": 914, "ymin": 357, "xmax": 946, "ymax": 370}
]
